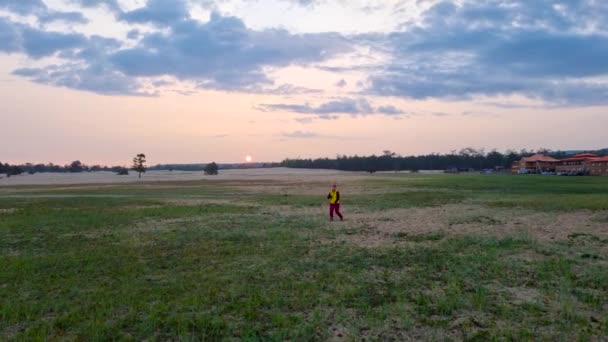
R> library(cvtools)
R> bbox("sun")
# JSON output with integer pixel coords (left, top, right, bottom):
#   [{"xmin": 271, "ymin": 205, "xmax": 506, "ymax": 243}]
[{"xmin": 245, "ymin": 155, "xmax": 253, "ymax": 163}]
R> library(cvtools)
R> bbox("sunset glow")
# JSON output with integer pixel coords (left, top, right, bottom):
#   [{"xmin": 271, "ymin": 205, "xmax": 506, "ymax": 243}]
[{"xmin": 0, "ymin": 1, "xmax": 607, "ymax": 165}]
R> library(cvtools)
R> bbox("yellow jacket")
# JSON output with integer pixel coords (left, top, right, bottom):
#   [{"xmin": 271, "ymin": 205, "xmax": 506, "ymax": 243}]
[{"xmin": 327, "ymin": 190, "xmax": 340, "ymax": 204}]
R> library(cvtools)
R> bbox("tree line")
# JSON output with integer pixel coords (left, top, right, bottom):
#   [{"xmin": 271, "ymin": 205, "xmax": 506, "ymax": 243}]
[
  {"xmin": 149, "ymin": 162, "xmax": 280, "ymax": 171},
  {"xmin": 280, "ymin": 148, "xmax": 608, "ymax": 172},
  {"xmin": 0, "ymin": 154, "xmax": 222, "ymax": 177},
  {"xmin": 0, "ymin": 160, "xmax": 129, "ymax": 177},
  {"xmin": 4, "ymin": 148, "xmax": 607, "ymax": 177}
]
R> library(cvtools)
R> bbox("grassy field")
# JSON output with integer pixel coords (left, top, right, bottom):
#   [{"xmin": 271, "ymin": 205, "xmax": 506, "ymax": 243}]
[{"xmin": 1, "ymin": 173, "xmax": 607, "ymax": 340}]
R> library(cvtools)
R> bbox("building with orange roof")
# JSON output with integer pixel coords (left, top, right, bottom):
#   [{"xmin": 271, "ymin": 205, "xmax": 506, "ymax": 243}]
[
  {"xmin": 555, "ymin": 153, "xmax": 599, "ymax": 175},
  {"xmin": 588, "ymin": 156, "xmax": 608, "ymax": 176},
  {"xmin": 512, "ymin": 154, "xmax": 559, "ymax": 173},
  {"xmin": 512, "ymin": 152, "xmax": 608, "ymax": 176}
]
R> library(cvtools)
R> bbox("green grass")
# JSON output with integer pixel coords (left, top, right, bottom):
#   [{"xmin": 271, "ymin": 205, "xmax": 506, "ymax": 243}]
[
  {"xmin": 247, "ymin": 194, "xmax": 322, "ymax": 208},
  {"xmin": 349, "ymin": 190, "xmax": 466, "ymax": 210},
  {"xmin": 485, "ymin": 193, "xmax": 608, "ymax": 211},
  {"xmin": 408, "ymin": 173, "xmax": 608, "ymax": 195},
  {"xmin": 248, "ymin": 190, "xmax": 466, "ymax": 211},
  {"xmin": 1, "ymin": 173, "xmax": 607, "ymax": 340},
  {"xmin": 404, "ymin": 173, "xmax": 608, "ymax": 211}
]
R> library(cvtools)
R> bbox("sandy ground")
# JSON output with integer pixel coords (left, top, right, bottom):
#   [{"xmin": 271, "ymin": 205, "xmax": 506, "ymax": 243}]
[
  {"xmin": 295, "ymin": 204, "xmax": 608, "ymax": 247},
  {"xmin": 0, "ymin": 168, "xmax": 371, "ymax": 186},
  {"xmin": 341, "ymin": 205, "xmax": 608, "ymax": 246}
]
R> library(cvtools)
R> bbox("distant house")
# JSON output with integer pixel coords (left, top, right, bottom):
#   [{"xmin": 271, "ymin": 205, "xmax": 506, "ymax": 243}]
[
  {"xmin": 512, "ymin": 154, "xmax": 559, "ymax": 173},
  {"xmin": 555, "ymin": 153, "xmax": 599, "ymax": 175},
  {"xmin": 512, "ymin": 153, "xmax": 608, "ymax": 176},
  {"xmin": 588, "ymin": 156, "xmax": 608, "ymax": 176}
]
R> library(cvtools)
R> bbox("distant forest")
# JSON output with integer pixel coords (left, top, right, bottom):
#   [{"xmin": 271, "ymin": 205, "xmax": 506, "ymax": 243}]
[
  {"xmin": 0, "ymin": 160, "xmax": 128, "ymax": 177},
  {"xmin": 2, "ymin": 148, "xmax": 607, "ymax": 177},
  {"xmin": 280, "ymin": 148, "xmax": 608, "ymax": 172},
  {"xmin": 0, "ymin": 160, "xmax": 279, "ymax": 177},
  {"xmin": 148, "ymin": 163, "xmax": 280, "ymax": 171}
]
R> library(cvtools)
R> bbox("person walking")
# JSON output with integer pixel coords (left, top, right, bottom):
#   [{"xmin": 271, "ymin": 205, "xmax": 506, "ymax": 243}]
[{"xmin": 327, "ymin": 184, "xmax": 344, "ymax": 221}]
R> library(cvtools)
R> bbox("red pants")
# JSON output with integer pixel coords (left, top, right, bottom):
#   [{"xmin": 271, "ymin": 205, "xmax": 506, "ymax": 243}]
[{"xmin": 329, "ymin": 203, "xmax": 343, "ymax": 221}]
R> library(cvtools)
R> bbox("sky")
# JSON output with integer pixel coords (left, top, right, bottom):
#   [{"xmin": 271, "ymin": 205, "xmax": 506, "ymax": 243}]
[{"xmin": 1, "ymin": 0, "xmax": 608, "ymax": 165}]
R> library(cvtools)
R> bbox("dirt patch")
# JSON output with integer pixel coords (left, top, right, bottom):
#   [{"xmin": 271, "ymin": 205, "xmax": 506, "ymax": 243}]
[
  {"xmin": 2, "ymin": 323, "xmax": 28, "ymax": 340},
  {"xmin": 447, "ymin": 311, "xmax": 492, "ymax": 340},
  {"xmin": 505, "ymin": 286, "xmax": 543, "ymax": 306},
  {"xmin": 592, "ymin": 212, "xmax": 608, "ymax": 223},
  {"xmin": 1, "ymin": 248, "xmax": 22, "ymax": 257},
  {"xmin": 129, "ymin": 217, "xmax": 207, "ymax": 235},
  {"xmin": 262, "ymin": 205, "xmax": 325, "ymax": 216},
  {"xmin": 328, "ymin": 324, "xmax": 349, "ymax": 341},
  {"xmin": 60, "ymin": 216, "xmax": 211, "ymax": 243},
  {"xmin": 320, "ymin": 205, "xmax": 608, "ymax": 248},
  {"xmin": 120, "ymin": 205, "xmax": 163, "ymax": 210},
  {"xmin": 0, "ymin": 208, "xmax": 17, "ymax": 214},
  {"xmin": 504, "ymin": 250, "xmax": 546, "ymax": 264},
  {"xmin": 161, "ymin": 198, "xmax": 237, "ymax": 206}
]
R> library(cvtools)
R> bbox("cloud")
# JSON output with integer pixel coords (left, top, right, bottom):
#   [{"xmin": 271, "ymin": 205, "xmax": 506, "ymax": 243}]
[
  {"xmin": 109, "ymin": 13, "xmax": 350, "ymax": 91},
  {"xmin": 126, "ymin": 29, "xmax": 140, "ymax": 40},
  {"xmin": 258, "ymin": 98, "xmax": 405, "ymax": 118},
  {"xmin": 281, "ymin": 130, "xmax": 349, "ymax": 140},
  {"xmin": 283, "ymin": 131, "xmax": 320, "ymax": 138},
  {"xmin": 21, "ymin": 27, "xmax": 87, "ymax": 59},
  {"xmin": 377, "ymin": 105, "xmax": 405, "ymax": 115},
  {"xmin": 6, "ymin": 0, "xmax": 607, "ymax": 106},
  {"xmin": 0, "ymin": 0, "xmax": 89, "ymax": 24},
  {"xmin": 151, "ymin": 79, "xmax": 172, "ymax": 87},
  {"xmin": 2, "ymin": 11, "xmax": 350, "ymax": 95},
  {"xmin": 13, "ymin": 63, "xmax": 149, "ymax": 96},
  {"xmin": 259, "ymin": 98, "xmax": 372, "ymax": 115},
  {"xmin": 0, "ymin": 18, "xmax": 20, "ymax": 53},
  {"xmin": 257, "ymin": 84, "xmax": 322, "ymax": 95},
  {"xmin": 0, "ymin": 19, "xmax": 89, "ymax": 58},
  {"xmin": 0, "ymin": 0, "xmax": 46, "ymax": 15},
  {"xmin": 39, "ymin": 11, "xmax": 89, "ymax": 24},
  {"xmin": 10, "ymin": 27, "xmax": 138, "ymax": 95},
  {"xmin": 294, "ymin": 117, "xmax": 315, "ymax": 124},
  {"xmin": 282, "ymin": 0, "xmax": 320, "ymax": 7},
  {"xmin": 119, "ymin": 0, "xmax": 190, "ymax": 25},
  {"xmin": 366, "ymin": 0, "xmax": 608, "ymax": 106},
  {"xmin": 68, "ymin": 0, "xmax": 121, "ymax": 12}
]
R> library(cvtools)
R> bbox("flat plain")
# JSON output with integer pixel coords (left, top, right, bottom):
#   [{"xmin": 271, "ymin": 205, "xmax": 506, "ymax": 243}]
[{"xmin": 1, "ymin": 169, "xmax": 607, "ymax": 340}]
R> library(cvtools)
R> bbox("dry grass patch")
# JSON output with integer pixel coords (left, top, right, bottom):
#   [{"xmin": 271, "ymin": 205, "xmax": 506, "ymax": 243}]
[
  {"xmin": 319, "ymin": 205, "xmax": 608, "ymax": 248},
  {"xmin": 160, "ymin": 198, "xmax": 238, "ymax": 206},
  {"xmin": 231, "ymin": 180, "xmax": 396, "ymax": 197},
  {"xmin": 505, "ymin": 286, "xmax": 543, "ymax": 306}
]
